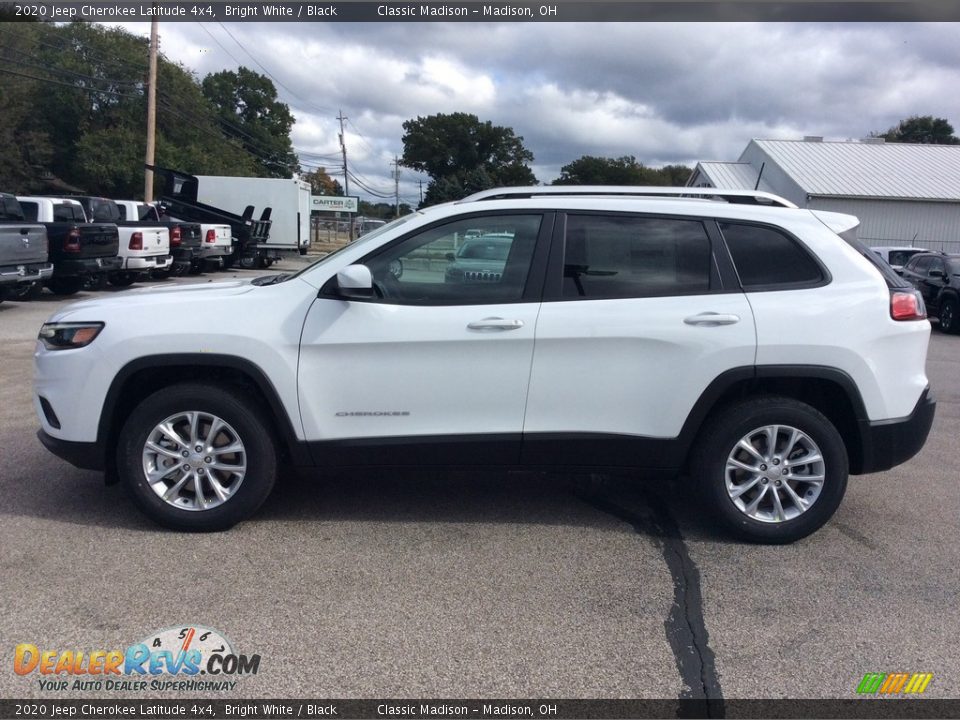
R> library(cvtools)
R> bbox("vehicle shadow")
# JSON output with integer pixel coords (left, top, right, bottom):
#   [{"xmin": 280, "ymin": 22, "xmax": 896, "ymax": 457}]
[{"xmin": 1, "ymin": 453, "xmax": 726, "ymax": 542}]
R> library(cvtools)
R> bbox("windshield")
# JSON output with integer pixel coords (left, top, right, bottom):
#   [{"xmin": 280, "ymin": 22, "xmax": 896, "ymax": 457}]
[{"xmin": 291, "ymin": 212, "xmax": 422, "ymax": 279}]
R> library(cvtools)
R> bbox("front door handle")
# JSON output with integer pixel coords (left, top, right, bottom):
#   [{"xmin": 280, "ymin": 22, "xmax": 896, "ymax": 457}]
[
  {"xmin": 683, "ymin": 312, "xmax": 741, "ymax": 327},
  {"xmin": 467, "ymin": 317, "xmax": 525, "ymax": 331}
]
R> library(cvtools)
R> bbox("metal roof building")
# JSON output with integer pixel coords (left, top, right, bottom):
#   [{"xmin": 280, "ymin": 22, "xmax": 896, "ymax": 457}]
[{"xmin": 687, "ymin": 138, "xmax": 960, "ymax": 248}]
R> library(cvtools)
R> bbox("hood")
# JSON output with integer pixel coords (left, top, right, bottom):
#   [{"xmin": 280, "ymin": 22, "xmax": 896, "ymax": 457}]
[{"xmin": 48, "ymin": 279, "xmax": 256, "ymax": 322}]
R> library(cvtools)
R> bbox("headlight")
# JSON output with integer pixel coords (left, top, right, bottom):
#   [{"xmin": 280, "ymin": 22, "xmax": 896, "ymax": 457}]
[{"xmin": 38, "ymin": 322, "xmax": 105, "ymax": 350}]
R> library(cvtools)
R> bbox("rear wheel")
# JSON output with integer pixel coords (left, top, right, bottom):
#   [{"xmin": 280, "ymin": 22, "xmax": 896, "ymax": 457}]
[
  {"xmin": 117, "ymin": 383, "xmax": 278, "ymax": 531},
  {"xmin": 108, "ymin": 272, "xmax": 137, "ymax": 287},
  {"xmin": 48, "ymin": 276, "xmax": 83, "ymax": 296},
  {"xmin": 938, "ymin": 297, "xmax": 958, "ymax": 334},
  {"xmin": 692, "ymin": 396, "xmax": 848, "ymax": 543}
]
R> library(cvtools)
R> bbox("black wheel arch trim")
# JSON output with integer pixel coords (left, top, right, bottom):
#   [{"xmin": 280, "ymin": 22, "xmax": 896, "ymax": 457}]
[
  {"xmin": 97, "ymin": 353, "xmax": 311, "ymax": 469},
  {"xmin": 676, "ymin": 364, "xmax": 872, "ymax": 471}
]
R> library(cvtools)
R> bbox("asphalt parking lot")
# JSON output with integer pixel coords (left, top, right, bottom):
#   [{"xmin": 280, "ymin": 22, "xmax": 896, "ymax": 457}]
[{"xmin": 1, "ymin": 262, "xmax": 958, "ymax": 704}]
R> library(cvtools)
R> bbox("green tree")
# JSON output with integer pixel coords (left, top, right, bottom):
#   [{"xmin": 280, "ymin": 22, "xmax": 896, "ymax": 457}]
[
  {"xmin": 202, "ymin": 67, "xmax": 299, "ymax": 177},
  {"xmin": 553, "ymin": 156, "xmax": 692, "ymax": 186},
  {"xmin": 303, "ymin": 167, "xmax": 343, "ymax": 196},
  {"xmin": 657, "ymin": 164, "xmax": 693, "ymax": 185},
  {"xmin": 400, "ymin": 112, "xmax": 536, "ymax": 205},
  {"xmin": 0, "ymin": 21, "xmax": 263, "ymax": 197},
  {"xmin": 0, "ymin": 25, "xmax": 54, "ymax": 192},
  {"xmin": 878, "ymin": 116, "xmax": 959, "ymax": 145}
]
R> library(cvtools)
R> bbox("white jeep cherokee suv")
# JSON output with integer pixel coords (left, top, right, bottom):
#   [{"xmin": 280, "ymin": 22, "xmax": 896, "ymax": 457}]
[{"xmin": 34, "ymin": 187, "xmax": 935, "ymax": 542}]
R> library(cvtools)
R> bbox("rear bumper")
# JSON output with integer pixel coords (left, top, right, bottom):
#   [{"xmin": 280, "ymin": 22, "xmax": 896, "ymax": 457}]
[
  {"xmin": 37, "ymin": 429, "xmax": 103, "ymax": 472},
  {"xmin": 855, "ymin": 387, "xmax": 936, "ymax": 474},
  {"xmin": 200, "ymin": 246, "xmax": 231, "ymax": 259},
  {"xmin": 123, "ymin": 254, "xmax": 171, "ymax": 271},
  {"xmin": 54, "ymin": 256, "xmax": 122, "ymax": 277},
  {"xmin": 0, "ymin": 262, "xmax": 53, "ymax": 284}
]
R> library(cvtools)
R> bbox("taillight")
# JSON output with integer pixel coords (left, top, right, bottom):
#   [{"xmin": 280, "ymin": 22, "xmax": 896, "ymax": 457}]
[
  {"xmin": 205, "ymin": 229, "xmax": 217, "ymax": 243},
  {"xmin": 170, "ymin": 226, "xmax": 181, "ymax": 248},
  {"xmin": 890, "ymin": 289, "xmax": 927, "ymax": 321},
  {"xmin": 63, "ymin": 227, "xmax": 82, "ymax": 253},
  {"xmin": 129, "ymin": 232, "xmax": 143, "ymax": 251}
]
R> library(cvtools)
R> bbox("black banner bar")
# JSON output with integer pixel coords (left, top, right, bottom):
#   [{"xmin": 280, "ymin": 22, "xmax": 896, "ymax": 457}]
[
  {"xmin": 2, "ymin": 699, "xmax": 960, "ymax": 720},
  {"xmin": 3, "ymin": 1, "xmax": 960, "ymax": 22}
]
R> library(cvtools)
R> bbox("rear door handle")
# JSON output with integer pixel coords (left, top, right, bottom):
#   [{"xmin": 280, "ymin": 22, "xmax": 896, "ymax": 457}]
[
  {"xmin": 467, "ymin": 317, "xmax": 525, "ymax": 331},
  {"xmin": 683, "ymin": 313, "xmax": 741, "ymax": 326}
]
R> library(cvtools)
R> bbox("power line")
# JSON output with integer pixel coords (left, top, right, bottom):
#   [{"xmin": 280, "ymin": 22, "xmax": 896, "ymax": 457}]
[
  {"xmin": 215, "ymin": 22, "xmax": 335, "ymax": 117},
  {"xmin": 0, "ymin": 66, "xmax": 142, "ymax": 99},
  {"xmin": 198, "ymin": 24, "xmax": 247, "ymax": 68}
]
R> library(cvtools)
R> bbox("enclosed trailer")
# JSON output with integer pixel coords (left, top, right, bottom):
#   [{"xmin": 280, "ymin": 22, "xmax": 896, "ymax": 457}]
[{"xmin": 194, "ymin": 175, "xmax": 311, "ymax": 255}]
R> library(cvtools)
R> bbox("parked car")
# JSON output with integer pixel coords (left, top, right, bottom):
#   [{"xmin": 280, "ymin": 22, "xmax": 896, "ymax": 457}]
[
  {"xmin": 899, "ymin": 252, "xmax": 960, "ymax": 333},
  {"xmin": 17, "ymin": 196, "xmax": 121, "ymax": 295},
  {"xmin": 34, "ymin": 186, "xmax": 935, "ymax": 543},
  {"xmin": 0, "ymin": 193, "xmax": 53, "ymax": 301},
  {"xmin": 871, "ymin": 246, "xmax": 926, "ymax": 274},
  {"xmin": 444, "ymin": 233, "xmax": 514, "ymax": 284}
]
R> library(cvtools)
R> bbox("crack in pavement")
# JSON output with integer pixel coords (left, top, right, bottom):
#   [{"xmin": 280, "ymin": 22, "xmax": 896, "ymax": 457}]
[{"xmin": 576, "ymin": 487, "xmax": 725, "ymax": 718}]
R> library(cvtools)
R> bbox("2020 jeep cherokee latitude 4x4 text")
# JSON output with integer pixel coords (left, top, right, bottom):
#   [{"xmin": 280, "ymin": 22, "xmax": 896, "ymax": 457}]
[{"xmin": 34, "ymin": 187, "xmax": 936, "ymax": 542}]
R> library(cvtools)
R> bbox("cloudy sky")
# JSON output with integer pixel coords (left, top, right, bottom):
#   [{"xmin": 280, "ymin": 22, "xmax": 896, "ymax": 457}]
[{"xmin": 115, "ymin": 21, "xmax": 960, "ymax": 205}]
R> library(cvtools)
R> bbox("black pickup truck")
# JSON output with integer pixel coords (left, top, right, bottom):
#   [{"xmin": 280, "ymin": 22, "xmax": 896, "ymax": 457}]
[{"xmin": 15, "ymin": 195, "xmax": 119, "ymax": 296}]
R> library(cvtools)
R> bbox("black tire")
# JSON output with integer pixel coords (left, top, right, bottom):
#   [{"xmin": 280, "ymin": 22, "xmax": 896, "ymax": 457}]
[
  {"xmin": 117, "ymin": 383, "xmax": 278, "ymax": 531},
  {"xmin": 108, "ymin": 272, "xmax": 137, "ymax": 287},
  {"xmin": 83, "ymin": 273, "xmax": 108, "ymax": 291},
  {"xmin": 11, "ymin": 282, "xmax": 43, "ymax": 300},
  {"xmin": 222, "ymin": 253, "xmax": 237, "ymax": 270},
  {"xmin": 239, "ymin": 255, "xmax": 256, "ymax": 269},
  {"xmin": 938, "ymin": 297, "xmax": 959, "ymax": 334},
  {"xmin": 691, "ymin": 396, "xmax": 848, "ymax": 544},
  {"xmin": 48, "ymin": 276, "xmax": 83, "ymax": 296}
]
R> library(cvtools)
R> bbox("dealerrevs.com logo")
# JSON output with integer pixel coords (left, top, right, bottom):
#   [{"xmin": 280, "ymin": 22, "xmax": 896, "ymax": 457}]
[{"xmin": 14, "ymin": 625, "xmax": 260, "ymax": 692}]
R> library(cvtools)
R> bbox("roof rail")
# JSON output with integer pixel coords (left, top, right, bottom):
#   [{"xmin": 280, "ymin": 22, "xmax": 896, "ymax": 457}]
[{"xmin": 458, "ymin": 186, "xmax": 798, "ymax": 208}]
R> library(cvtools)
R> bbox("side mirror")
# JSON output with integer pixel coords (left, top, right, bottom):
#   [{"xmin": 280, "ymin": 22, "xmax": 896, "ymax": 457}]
[
  {"xmin": 445, "ymin": 252, "xmax": 456, "ymax": 262},
  {"xmin": 335, "ymin": 264, "xmax": 374, "ymax": 299},
  {"xmin": 929, "ymin": 269, "xmax": 945, "ymax": 279}
]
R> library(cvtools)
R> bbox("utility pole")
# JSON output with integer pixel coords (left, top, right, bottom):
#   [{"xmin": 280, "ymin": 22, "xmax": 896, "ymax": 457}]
[
  {"xmin": 337, "ymin": 109, "xmax": 353, "ymax": 241},
  {"xmin": 391, "ymin": 155, "xmax": 400, "ymax": 217},
  {"xmin": 143, "ymin": 18, "xmax": 158, "ymax": 202},
  {"xmin": 419, "ymin": 179, "xmax": 423, "ymax": 206}
]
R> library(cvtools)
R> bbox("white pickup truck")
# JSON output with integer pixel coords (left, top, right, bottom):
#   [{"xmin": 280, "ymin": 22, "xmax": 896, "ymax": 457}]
[
  {"xmin": 81, "ymin": 198, "xmax": 172, "ymax": 286},
  {"xmin": 198, "ymin": 222, "xmax": 233, "ymax": 270}
]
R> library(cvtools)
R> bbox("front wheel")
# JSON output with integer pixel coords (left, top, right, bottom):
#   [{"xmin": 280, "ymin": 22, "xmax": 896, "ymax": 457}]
[
  {"xmin": 938, "ymin": 297, "xmax": 958, "ymax": 334},
  {"xmin": 691, "ymin": 396, "xmax": 848, "ymax": 544},
  {"xmin": 117, "ymin": 383, "xmax": 278, "ymax": 531}
]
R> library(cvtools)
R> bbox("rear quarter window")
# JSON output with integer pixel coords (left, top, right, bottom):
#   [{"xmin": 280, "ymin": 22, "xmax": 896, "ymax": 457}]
[{"xmin": 720, "ymin": 222, "xmax": 824, "ymax": 289}]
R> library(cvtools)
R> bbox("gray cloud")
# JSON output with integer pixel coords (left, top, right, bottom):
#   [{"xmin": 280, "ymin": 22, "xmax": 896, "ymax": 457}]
[{"xmin": 114, "ymin": 21, "xmax": 960, "ymax": 201}]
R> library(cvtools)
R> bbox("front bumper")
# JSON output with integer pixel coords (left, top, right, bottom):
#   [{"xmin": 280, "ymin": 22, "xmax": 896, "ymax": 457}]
[
  {"xmin": 855, "ymin": 387, "xmax": 936, "ymax": 474},
  {"xmin": 37, "ymin": 429, "xmax": 103, "ymax": 471}
]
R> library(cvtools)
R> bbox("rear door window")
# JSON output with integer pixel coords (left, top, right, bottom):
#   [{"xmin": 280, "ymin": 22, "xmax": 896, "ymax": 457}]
[
  {"xmin": 560, "ymin": 214, "xmax": 712, "ymax": 299},
  {"xmin": 720, "ymin": 222, "xmax": 824, "ymax": 289}
]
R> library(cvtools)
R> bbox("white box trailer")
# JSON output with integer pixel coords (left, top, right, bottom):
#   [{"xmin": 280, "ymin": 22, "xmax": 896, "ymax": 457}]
[{"xmin": 193, "ymin": 175, "xmax": 311, "ymax": 256}]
